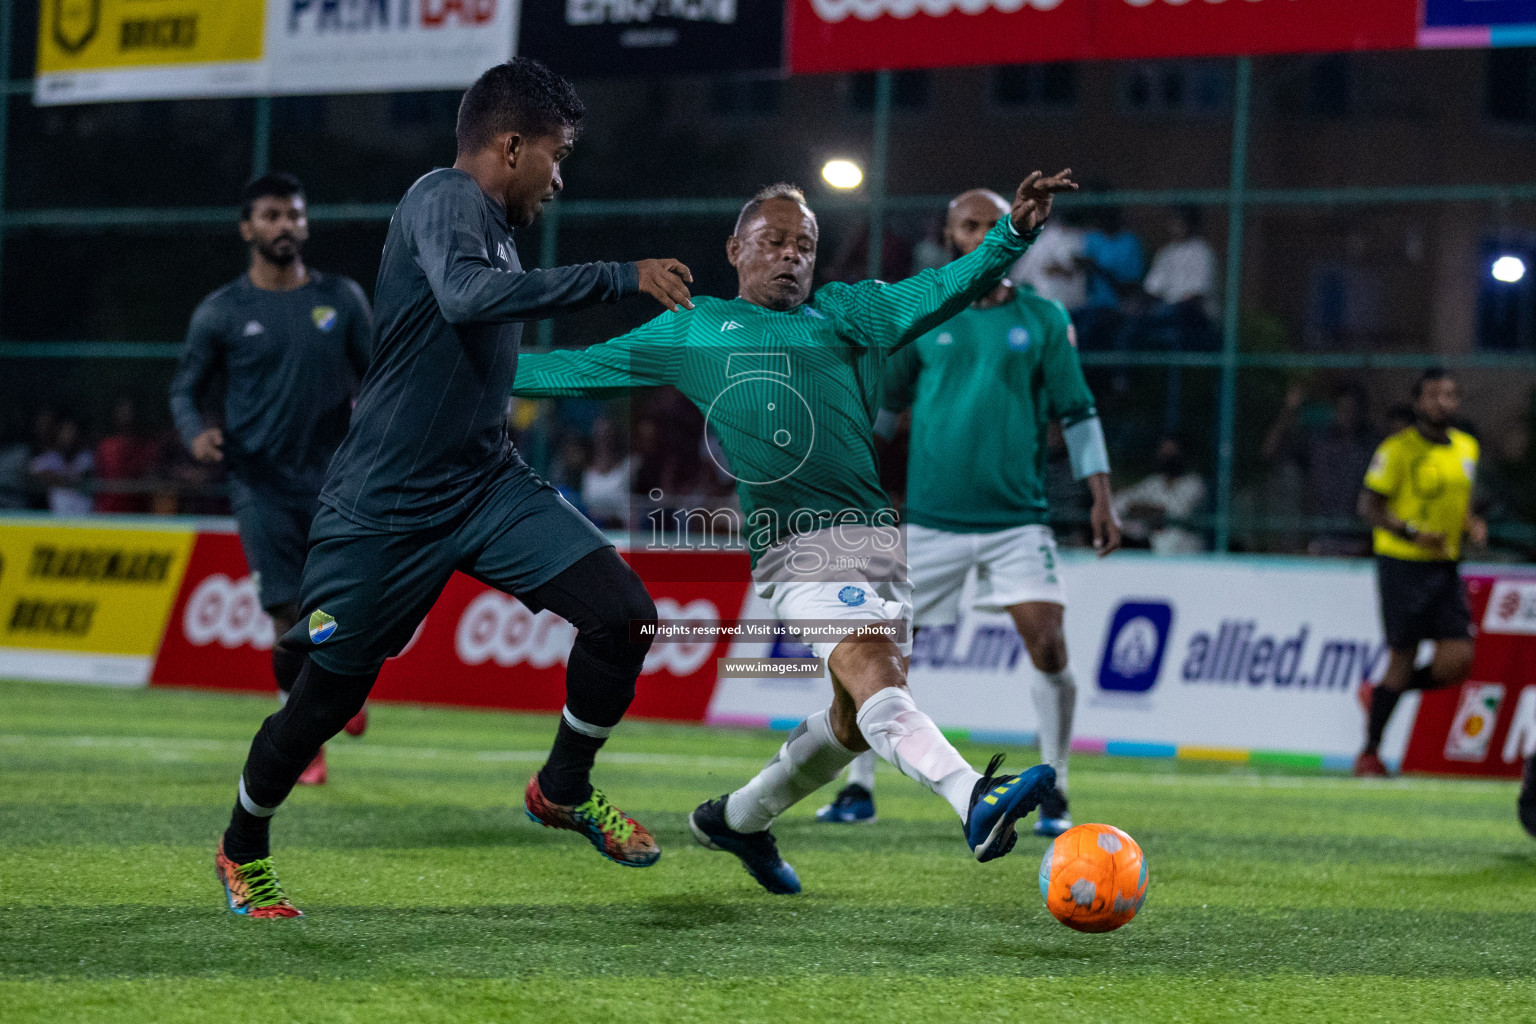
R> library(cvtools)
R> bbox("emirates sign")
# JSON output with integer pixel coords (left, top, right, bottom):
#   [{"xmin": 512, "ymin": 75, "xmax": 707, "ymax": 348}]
[{"xmin": 788, "ymin": 0, "xmax": 1420, "ymax": 73}]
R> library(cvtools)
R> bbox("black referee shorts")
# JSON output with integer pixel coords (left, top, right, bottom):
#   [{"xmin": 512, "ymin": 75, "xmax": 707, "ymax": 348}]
[{"xmin": 1375, "ymin": 555, "xmax": 1472, "ymax": 651}]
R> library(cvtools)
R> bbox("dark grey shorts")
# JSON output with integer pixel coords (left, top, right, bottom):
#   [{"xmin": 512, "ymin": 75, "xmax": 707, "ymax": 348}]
[
  {"xmin": 229, "ymin": 480, "xmax": 321, "ymax": 612},
  {"xmin": 282, "ymin": 467, "xmax": 610, "ymax": 674}
]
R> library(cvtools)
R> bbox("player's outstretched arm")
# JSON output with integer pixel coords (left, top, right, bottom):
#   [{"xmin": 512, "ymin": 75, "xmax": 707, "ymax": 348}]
[
  {"xmin": 818, "ymin": 169, "xmax": 1076, "ymax": 350},
  {"xmin": 512, "ymin": 312, "xmax": 684, "ymax": 399},
  {"xmin": 413, "ymin": 176, "xmax": 689, "ymax": 325}
]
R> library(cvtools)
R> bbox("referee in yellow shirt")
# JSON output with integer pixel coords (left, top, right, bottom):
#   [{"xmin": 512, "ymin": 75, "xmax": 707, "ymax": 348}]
[{"xmin": 1354, "ymin": 368, "xmax": 1486, "ymax": 777}]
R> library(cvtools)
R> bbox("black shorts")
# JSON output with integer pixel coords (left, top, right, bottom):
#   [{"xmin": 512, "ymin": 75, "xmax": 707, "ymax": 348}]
[
  {"xmin": 281, "ymin": 466, "xmax": 610, "ymax": 674},
  {"xmin": 1375, "ymin": 555, "xmax": 1472, "ymax": 650},
  {"xmin": 229, "ymin": 479, "xmax": 321, "ymax": 613}
]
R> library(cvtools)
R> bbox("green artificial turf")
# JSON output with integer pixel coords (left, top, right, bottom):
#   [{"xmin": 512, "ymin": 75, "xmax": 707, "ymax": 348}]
[{"xmin": 3, "ymin": 679, "xmax": 1534, "ymax": 1023}]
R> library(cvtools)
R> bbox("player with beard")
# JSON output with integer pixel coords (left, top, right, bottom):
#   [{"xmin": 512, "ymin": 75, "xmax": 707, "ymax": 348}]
[
  {"xmin": 816, "ymin": 188, "xmax": 1121, "ymax": 835},
  {"xmin": 172, "ymin": 172, "xmax": 373, "ymax": 786},
  {"xmin": 1354, "ymin": 368, "xmax": 1485, "ymax": 777},
  {"xmin": 512, "ymin": 171, "xmax": 1075, "ymax": 894},
  {"xmin": 213, "ymin": 59, "xmax": 695, "ymax": 918}
]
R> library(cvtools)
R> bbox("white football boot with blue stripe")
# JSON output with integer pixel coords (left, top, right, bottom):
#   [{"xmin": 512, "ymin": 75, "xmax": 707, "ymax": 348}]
[{"xmin": 965, "ymin": 755, "xmax": 1056, "ymax": 862}]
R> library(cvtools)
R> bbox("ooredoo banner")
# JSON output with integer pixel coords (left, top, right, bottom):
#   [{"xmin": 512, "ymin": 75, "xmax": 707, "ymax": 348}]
[
  {"xmin": 151, "ymin": 527, "xmax": 750, "ymax": 722},
  {"xmin": 0, "ymin": 518, "xmax": 195, "ymax": 685},
  {"xmin": 787, "ymin": 0, "xmax": 1421, "ymax": 74},
  {"xmin": 35, "ymin": 0, "xmax": 519, "ymax": 106}
]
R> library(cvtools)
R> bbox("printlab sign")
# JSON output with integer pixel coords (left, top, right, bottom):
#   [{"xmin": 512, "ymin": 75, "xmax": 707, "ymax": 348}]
[{"xmin": 518, "ymin": 0, "xmax": 784, "ymax": 76}]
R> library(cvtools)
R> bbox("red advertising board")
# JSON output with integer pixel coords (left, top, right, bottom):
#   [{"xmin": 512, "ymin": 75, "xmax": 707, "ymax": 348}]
[
  {"xmin": 1401, "ymin": 574, "xmax": 1536, "ymax": 778},
  {"xmin": 151, "ymin": 530, "xmax": 752, "ymax": 723},
  {"xmin": 788, "ymin": 0, "xmax": 1420, "ymax": 74}
]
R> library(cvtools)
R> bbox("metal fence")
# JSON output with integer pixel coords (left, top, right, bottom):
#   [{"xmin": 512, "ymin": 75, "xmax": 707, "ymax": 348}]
[{"xmin": 3, "ymin": 2, "xmax": 1536, "ymax": 551}]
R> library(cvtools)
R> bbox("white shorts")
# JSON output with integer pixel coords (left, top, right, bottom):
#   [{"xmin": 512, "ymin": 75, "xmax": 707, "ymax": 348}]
[
  {"xmin": 908, "ymin": 522, "xmax": 1066, "ymax": 628},
  {"xmin": 756, "ymin": 578, "xmax": 914, "ymax": 662}
]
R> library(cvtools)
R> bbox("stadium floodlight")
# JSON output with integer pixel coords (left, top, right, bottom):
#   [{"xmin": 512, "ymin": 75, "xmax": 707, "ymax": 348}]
[
  {"xmin": 821, "ymin": 159, "xmax": 864, "ymax": 190},
  {"xmin": 1492, "ymin": 255, "xmax": 1527, "ymax": 284}
]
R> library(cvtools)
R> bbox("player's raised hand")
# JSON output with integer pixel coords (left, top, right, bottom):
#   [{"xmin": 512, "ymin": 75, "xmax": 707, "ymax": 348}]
[
  {"xmin": 636, "ymin": 258, "xmax": 695, "ymax": 312},
  {"xmin": 1011, "ymin": 169, "xmax": 1078, "ymax": 233}
]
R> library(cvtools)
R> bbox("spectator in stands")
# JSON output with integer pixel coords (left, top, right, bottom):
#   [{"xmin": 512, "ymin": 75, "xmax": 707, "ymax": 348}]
[
  {"xmin": 1113, "ymin": 436, "xmax": 1206, "ymax": 554},
  {"xmin": 1013, "ymin": 210, "xmax": 1087, "ymax": 314},
  {"xmin": 0, "ymin": 409, "xmax": 31, "ymax": 509},
  {"xmin": 29, "ymin": 415, "xmax": 93, "ymax": 516},
  {"xmin": 1262, "ymin": 381, "xmax": 1376, "ymax": 557},
  {"xmin": 93, "ymin": 397, "xmax": 159, "ymax": 513},
  {"xmin": 582, "ymin": 417, "xmax": 632, "ymax": 529},
  {"xmin": 1076, "ymin": 205, "xmax": 1144, "ymax": 351},
  {"xmin": 1477, "ymin": 417, "xmax": 1536, "ymax": 560},
  {"xmin": 1134, "ymin": 206, "xmax": 1219, "ymax": 351}
]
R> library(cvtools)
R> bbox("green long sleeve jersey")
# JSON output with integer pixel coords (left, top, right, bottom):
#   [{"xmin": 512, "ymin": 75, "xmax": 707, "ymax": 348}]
[
  {"xmin": 514, "ymin": 218, "xmax": 1033, "ymax": 564},
  {"xmin": 882, "ymin": 287, "xmax": 1097, "ymax": 532}
]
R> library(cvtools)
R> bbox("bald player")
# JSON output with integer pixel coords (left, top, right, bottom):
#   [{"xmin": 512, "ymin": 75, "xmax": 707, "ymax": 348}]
[
  {"xmin": 513, "ymin": 172, "xmax": 1078, "ymax": 893},
  {"xmin": 817, "ymin": 189, "xmax": 1120, "ymax": 836}
]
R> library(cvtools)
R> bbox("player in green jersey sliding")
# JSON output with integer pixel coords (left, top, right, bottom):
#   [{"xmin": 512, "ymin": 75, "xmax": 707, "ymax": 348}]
[
  {"xmin": 513, "ymin": 169, "xmax": 1076, "ymax": 893},
  {"xmin": 816, "ymin": 188, "xmax": 1121, "ymax": 836}
]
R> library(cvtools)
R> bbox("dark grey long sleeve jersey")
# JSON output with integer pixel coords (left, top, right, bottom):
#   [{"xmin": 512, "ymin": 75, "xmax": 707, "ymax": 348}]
[
  {"xmin": 169, "ymin": 271, "xmax": 373, "ymax": 495},
  {"xmin": 319, "ymin": 168, "xmax": 640, "ymax": 530}
]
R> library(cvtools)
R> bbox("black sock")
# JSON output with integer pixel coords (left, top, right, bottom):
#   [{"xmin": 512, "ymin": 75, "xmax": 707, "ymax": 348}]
[
  {"xmin": 538, "ymin": 720, "xmax": 606, "ymax": 805},
  {"xmin": 1407, "ymin": 664, "xmax": 1436, "ymax": 691},
  {"xmin": 272, "ymin": 646, "xmax": 306, "ymax": 696},
  {"xmin": 1365, "ymin": 686, "xmax": 1403, "ymax": 754},
  {"xmin": 223, "ymin": 800, "xmax": 271, "ymax": 863}
]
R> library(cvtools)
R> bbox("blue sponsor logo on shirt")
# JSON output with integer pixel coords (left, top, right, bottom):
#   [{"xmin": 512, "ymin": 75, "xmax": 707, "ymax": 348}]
[
  {"xmin": 837, "ymin": 586, "xmax": 867, "ymax": 607},
  {"xmin": 1008, "ymin": 326, "xmax": 1030, "ymax": 351},
  {"xmin": 1098, "ymin": 601, "xmax": 1173, "ymax": 693}
]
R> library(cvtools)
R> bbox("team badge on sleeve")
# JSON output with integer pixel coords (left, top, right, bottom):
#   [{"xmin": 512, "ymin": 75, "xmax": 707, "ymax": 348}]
[
  {"xmin": 308, "ymin": 610, "xmax": 338, "ymax": 643},
  {"xmin": 312, "ymin": 306, "xmax": 338, "ymax": 331},
  {"xmin": 837, "ymin": 586, "xmax": 867, "ymax": 607}
]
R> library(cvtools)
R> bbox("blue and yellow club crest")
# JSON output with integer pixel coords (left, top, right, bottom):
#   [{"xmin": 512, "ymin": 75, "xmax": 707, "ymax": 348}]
[
  {"xmin": 308, "ymin": 609, "xmax": 337, "ymax": 643},
  {"xmin": 312, "ymin": 306, "xmax": 338, "ymax": 331}
]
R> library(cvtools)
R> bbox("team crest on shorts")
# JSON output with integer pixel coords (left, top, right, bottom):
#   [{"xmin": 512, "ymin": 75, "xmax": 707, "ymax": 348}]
[
  {"xmin": 837, "ymin": 586, "xmax": 867, "ymax": 607},
  {"xmin": 312, "ymin": 306, "xmax": 338, "ymax": 331},
  {"xmin": 308, "ymin": 609, "xmax": 338, "ymax": 643}
]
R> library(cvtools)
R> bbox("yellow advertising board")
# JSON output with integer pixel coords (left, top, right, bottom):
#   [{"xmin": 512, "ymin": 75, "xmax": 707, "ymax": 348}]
[
  {"xmin": 37, "ymin": 0, "xmax": 264, "ymax": 72},
  {"xmin": 34, "ymin": 0, "xmax": 266, "ymax": 104},
  {"xmin": 0, "ymin": 519, "xmax": 195, "ymax": 685}
]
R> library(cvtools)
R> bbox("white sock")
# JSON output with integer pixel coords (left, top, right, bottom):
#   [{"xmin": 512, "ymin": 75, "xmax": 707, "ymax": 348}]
[
  {"xmin": 846, "ymin": 749, "xmax": 877, "ymax": 792},
  {"xmin": 855, "ymin": 686, "xmax": 980, "ymax": 821},
  {"xmin": 1031, "ymin": 666, "xmax": 1077, "ymax": 795},
  {"xmin": 725, "ymin": 710, "xmax": 857, "ymax": 833}
]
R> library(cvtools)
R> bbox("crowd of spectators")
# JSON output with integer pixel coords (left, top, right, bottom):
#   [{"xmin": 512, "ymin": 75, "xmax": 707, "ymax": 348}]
[
  {"xmin": 10, "ymin": 196, "xmax": 1531, "ymax": 563},
  {"xmin": 0, "ymin": 399, "xmax": 227, "ymax": 516}
]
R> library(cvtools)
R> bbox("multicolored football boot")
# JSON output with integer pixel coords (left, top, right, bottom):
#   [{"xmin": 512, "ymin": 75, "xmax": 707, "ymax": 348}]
[
  {"xmin": 524, "ymin": 774, "xmax": 661, "ymax": 867},
  {"xmin": 215, "ymin": 839, "xmax": 303, "ymax": 918}
]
